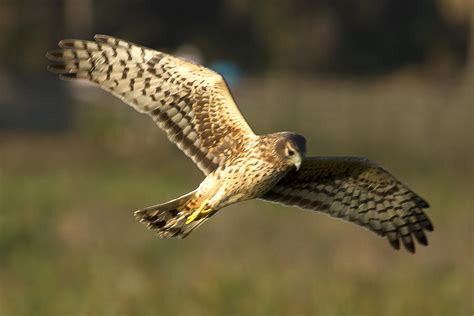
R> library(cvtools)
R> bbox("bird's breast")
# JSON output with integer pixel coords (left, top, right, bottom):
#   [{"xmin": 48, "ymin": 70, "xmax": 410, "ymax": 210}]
[{"xmin": 216, "ymin": 157, "xmax": 289, "ymax": 204}]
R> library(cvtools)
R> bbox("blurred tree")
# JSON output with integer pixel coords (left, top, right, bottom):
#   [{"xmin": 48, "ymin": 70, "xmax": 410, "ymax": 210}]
[
  {"xmin": 0, "ymin": 0, "xmax": 469, "ymax": 75},
  {"xmin": 250, "ymin": 0, "xmax": 469, "ymax": 74},
  {"xmin": 1, "ymin": 0, "xmax": 469, "ymax": 130}
]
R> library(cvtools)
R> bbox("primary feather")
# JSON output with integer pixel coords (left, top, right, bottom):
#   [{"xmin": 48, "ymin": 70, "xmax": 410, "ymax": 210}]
[
  {"xmin": 47, "ymin": 34, "xmax": 255, "ymax": 175},
  {"xmin": 262, "ymin": 157, "xmax": 432, "ymax": 253}
]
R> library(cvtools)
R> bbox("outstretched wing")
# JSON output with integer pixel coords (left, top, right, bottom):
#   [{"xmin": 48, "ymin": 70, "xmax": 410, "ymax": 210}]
[
  {"xmin": 261, "ymin": 157, "xmax": 433, "ymax": 253},
  {"xmin": 46, "ymin": 35, "xmax": 255, "ymax": 175}
]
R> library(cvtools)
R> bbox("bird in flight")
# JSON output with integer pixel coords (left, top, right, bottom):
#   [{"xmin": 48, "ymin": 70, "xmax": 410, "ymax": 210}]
[{"xmin": 46, "ymin": 35, "xmax": 433, "ymax": 253}]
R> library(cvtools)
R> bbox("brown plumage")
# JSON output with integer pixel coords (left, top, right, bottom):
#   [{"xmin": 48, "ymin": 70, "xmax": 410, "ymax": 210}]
[{"xmin": 46, "ymin": 35, "xmax": 433, "ymax": 253}]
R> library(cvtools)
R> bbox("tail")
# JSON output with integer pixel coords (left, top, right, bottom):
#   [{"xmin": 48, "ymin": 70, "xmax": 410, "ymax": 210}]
[{"xmin": 133, "ymin": 191, "xmax": 214, "ymax": 238}]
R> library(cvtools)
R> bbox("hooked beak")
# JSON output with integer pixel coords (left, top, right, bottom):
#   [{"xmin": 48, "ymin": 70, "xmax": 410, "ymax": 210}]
[{"xmin": 293, "ymin": 154, "xmax": 302, "ymax": 171}]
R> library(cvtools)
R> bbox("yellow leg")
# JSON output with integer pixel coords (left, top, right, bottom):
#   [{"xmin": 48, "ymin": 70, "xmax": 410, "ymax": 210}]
[{"xmin": 186, "ymin": 198, "xmax": 211, "ymax": 224}]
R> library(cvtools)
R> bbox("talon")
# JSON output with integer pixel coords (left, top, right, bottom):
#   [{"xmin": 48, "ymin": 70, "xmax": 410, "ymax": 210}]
[
  {"xmin": 186, "ymin": 199, "xmax": 211, "ymax": 224},
  {"xmin": 201, "ymin": 208, "xmax": 213, "ymax": 215},
  {"xmin": 185, "ymin": 209, "xmax": 200, "ymax": 224}
]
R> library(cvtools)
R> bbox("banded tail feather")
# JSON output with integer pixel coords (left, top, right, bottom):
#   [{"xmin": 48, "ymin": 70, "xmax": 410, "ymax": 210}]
[{"xmin": 134, "ymin": 191, "xmax": 214, "ymax": 238}]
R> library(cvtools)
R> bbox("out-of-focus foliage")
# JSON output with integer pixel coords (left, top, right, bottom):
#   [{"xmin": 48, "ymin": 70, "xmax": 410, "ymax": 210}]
[
  {"xmin": 0, "ymin": 0, "xmax": 470, "ymax": 75},
  {"xmin": 1, "ymin": 0, "xmax": 471, "ymax": 130}
]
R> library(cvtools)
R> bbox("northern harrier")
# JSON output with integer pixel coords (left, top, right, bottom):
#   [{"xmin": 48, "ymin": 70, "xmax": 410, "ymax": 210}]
[{"xmin": 46, "ymin": 35, "xmax": 433, "ymax": 253}]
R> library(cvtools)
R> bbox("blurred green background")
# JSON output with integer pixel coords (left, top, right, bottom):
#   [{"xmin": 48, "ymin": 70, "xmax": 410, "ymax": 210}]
[{"xmin": 0, "ymin": 1, "xmax": 473, "ymax": 315}]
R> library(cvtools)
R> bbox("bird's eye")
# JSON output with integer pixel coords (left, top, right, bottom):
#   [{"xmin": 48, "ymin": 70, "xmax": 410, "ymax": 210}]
[{"xmin": 287, "ymin": 149, "xmax": 295, "ymax": 156}]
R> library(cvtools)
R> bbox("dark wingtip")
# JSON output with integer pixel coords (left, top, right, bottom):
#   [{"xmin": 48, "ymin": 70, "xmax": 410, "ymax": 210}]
[
  {"xmin": 403, "ymin": 241, "xmax": 416, "ymax": 254},
  {"xmin": 388, "ymin": 238, "xmax": 400, "ymax": 250},
  {"xmin": 423, "ymin": 219, "xmax": 434, "ymax": 232},
  {"xmin": 415, "ymin": 233, "xmax": 428, "ymax": 246}
]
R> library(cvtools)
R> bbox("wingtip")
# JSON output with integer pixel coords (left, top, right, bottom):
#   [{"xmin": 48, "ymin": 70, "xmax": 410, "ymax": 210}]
[
  {"xmin": 388, "ymin": 238, "xmax": 401, "ymax": 250},
  {"xmin": 419, "ymin": 198, "xmax": 430, "ymax": 208},
  {"xmin": 133, "ymin": 209, "xmax": 144, "ymax": 218},
  {"xmin": 423, "ymin": 219, "xmax": 434, "ymax": 232},
  {"xmin": 94, "ymin": 34, "xmax": 111, "ymax": 37},
  {"xmin": 414, "ymin": 232, "xmax": 429, "ymax": 246},
  {"xmin": 404, "ymin": 241, "xmax": 416, "ymax": 254},
  {"xmin": 46, "ymin": 64, "xmax": 72, "ymax": 75},
  {"xmin": 93, "ymin": 34, "xmax": 107, "ymax": 40},
  {"xmin": 94, "ymin": 34, "xmax": 114, "ymax": 43},
  {"xmin": 45, "ymin": 50, "xmax": 64, "ymax": 61},
  {"xmin": 58, "ymin": 39, "xmax": 74, "ymax": 48}
]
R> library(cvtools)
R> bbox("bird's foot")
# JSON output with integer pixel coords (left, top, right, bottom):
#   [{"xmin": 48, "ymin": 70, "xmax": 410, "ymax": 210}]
[{"xmin": 186, "ymin": 199, "xmax": 212, "ymax": 224}]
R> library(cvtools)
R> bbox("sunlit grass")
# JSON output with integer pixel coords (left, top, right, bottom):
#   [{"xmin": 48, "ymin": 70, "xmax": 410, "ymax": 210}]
[{"xmin": 1, "ymin": 77, "xmax": 472, "ymax": 315}]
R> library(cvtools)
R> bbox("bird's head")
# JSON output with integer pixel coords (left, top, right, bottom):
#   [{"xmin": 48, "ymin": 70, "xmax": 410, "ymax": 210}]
[{"xmin": 275, "ymin": 133, "xmax": 306, "ymax": 171}]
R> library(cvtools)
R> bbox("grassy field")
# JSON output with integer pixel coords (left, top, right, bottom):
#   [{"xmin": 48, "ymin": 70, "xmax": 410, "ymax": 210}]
[{"xmin": 0, "ymin": 76, "xmax": 472, "ymax": 315}]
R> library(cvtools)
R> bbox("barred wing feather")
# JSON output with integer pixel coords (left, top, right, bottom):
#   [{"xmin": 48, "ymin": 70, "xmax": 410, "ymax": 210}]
[
  {"xmin": 262, "ymin": 157, "xmax": 433, "ymax": 253},
  {"xmin": 47, "ymin": 35, "xmax": 255, "ymax": 175}
]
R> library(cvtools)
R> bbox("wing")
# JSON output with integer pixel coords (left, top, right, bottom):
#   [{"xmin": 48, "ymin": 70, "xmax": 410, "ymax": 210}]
[
  {"xmin": 261, "ymin": 157, "xmax": 433, "ymax": 253},
  {"xmin": 46, "ymin": 35, "xmax": 255, "ymax": 175}
]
